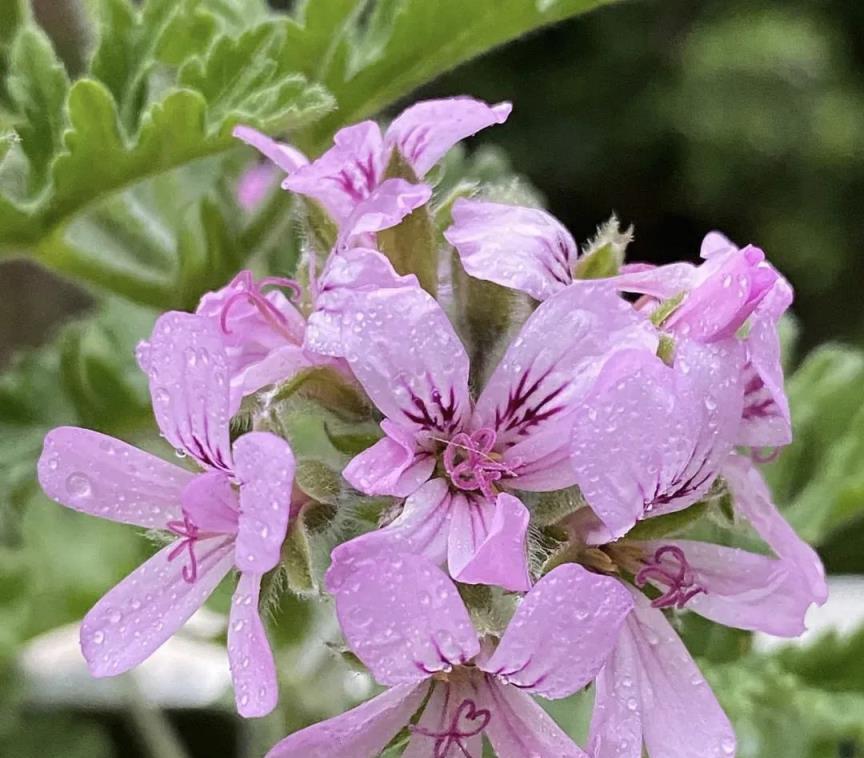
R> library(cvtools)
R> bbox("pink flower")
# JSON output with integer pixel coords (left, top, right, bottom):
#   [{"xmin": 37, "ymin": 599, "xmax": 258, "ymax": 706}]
[
  {"xmin": 446, "ymin": 202, "xmax": 792, "ymax": 449},
  {"xmin": 235, "ymin": 96, "xmax": 509, "ymax": 250},
  {"xmin": 329, "ymin": 279, "xmax": 656, "ymax": 590},
  {"xmin": 569, "ymin": 340, "xmax": 745, "ymax": 540},
  {"xmin": 267, "ymin": 552, "xmax": 633, "ymax": 758},
  {"xmin": 575, "ymin": 454, "xmax": 826, "ymax": 758},
  {"xmin": 37, "ymin": 312, "xmax": 296, "ymax": 718}
]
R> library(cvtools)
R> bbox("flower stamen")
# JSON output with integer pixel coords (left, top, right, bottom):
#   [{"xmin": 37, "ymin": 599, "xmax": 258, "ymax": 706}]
[
  {"xmin": 218, "ymin": 271, "xmax": 301, "ymax": 338},
  {"xmin": 409, "ymin": 697, "xmax": 490, "ymax": 758},
  {"xmin": 442, "ymin": 429, "xmax": 519, "ymax": 498},
  {"xmin": 167, "ymin": 515, "xmax": 201, "ymax": 583},
  {"xmin": 635, "ymin": 545, "xmax": 706, "ymax": 609}
]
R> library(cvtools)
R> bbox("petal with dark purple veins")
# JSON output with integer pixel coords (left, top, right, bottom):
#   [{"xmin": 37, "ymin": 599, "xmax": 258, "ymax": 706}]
[
  {"xmin": 445, "ymin": 199, "xmax": 576, "ymax": 300},
  {"xmin": 325, "ymin": 550, "xmax": 480, "ymax": 685},
  {"xmin": 481, "ymin": 563, "xmax": 632, "ymax": 698},
  {"xmin": 138, "ymin": 311, "xmax": 233, "ymax": 473}
]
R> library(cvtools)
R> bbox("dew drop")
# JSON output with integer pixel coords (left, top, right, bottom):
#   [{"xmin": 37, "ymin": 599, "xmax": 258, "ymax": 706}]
[{"xmin": 65, "ymin": 472, "xmax": 93, "ymax": 499}]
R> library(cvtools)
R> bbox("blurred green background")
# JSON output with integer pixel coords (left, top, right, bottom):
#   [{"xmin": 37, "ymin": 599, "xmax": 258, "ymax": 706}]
[{"xmin": 1, "ymin": 0, "xmax": 864, "ymax": 756}]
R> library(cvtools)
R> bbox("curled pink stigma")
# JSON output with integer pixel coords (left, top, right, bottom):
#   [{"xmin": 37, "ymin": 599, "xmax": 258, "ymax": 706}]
[
  {"xmin": 635, "ymin": 545, "xmax": 706, "ymax": 610},
  {"xmin": 442, "ymin": 428, "xmax": 518, "ymax": 498},
  {"xmin": 167, "ymin": 515, "xmax": 201, "ymax": 583},
  {"xmin": 750, "ymin": 447, "xmax": 780, "ymax": 464},
  {"xmin": 409, "ymin": 697, "xmax": 491, "ymax": 758},
  {"xmin": 218, "ymin": 271, "xmax": 302, "ymax": 337}
]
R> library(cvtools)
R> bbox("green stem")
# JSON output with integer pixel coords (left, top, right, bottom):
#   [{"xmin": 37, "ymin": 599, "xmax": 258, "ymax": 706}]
[{"xmin": 123, "ymin": 676, "xmax": 191, "ymax": 758}]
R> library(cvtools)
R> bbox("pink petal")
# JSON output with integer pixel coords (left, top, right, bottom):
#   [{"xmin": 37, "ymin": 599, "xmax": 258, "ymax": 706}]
[
  {"xmin": 700, "ymin": 230, "xmax": 736, "ymax": 259},
  {"xmin": 137, "ymin": 312, "xmax": 233, "ymax": 472},
  {"xmin": 480, "ymin": 676, "xmax": 588, "ymax": 758},
  {"xmin": 589, "ymin": 622, "xmax": 643, "ymax": 758},
  {"xmin": 38, "ymin": 427, "xmax": 190, "ymax": 528},
  {"xmin": 236, "ymin": 163, "xmax": 279, "ymax": 210},
  {"xmin": 724, "ymin": 454, "xmax": 827, "ymax": 610},
  {"xmin": 325, "ymin": 550, "xmax": 480, "ymax": 685},
  {"xmin": 229, "ymin": 344, "xmax": 314, "ymax": 415},
  {"xmin": 472, "ymin": 282, "xmax": 657, "ymax": 458},
  {"xmin": 385, "ymin": 96, "xmax": 512, "ymax": 177},
  {"xmin": 445, "ymin": 199, "xmax": 576, "ymax": 300},
  {"xmin": 329, "ymin": 478, "xmax": 453, "ymax": 575},
  {"xmin": 570, "ymin": 340, "xmax": 744, "ymax": 539},
  {"xmin": 402, "ymin": 678, "xmax": 485, "ymax": 758},
  {"xmin": 475, "ymin": 280, "xmax": 658, "ymax": 450},
  {"xmin": 343, "ymin": 419, "xmax": 435, "ymax": 497},
  {"xmin": 339, "ymin": 178, "xmax": 432, "ymax": 245},
  {"xmin": 81, "ymin": 537, "xmax": 234, "ymax": 676},
  {"xmin": 637, "ymin": 538, "xmax": 818, "ymax": 636},
  {"xmin": 229, "ymin": 572, "xmax": 278, "ymax": 717},
  {"xmin": 282, "ymin": 121, "xmax": 385, "ymax": 224},
  {"xmin": 447, "ymin": 493, "xmax": 531, "ymax": 591},
  {"xmin": 233, "ymin": 125, "xmax": 309, "ymax": 174},
  {"xmin": 666, "ymin": 245, "xmax": 779, "ymax": 342},
  {"xmin": 341, "ymin": 284, "xmax": 471, "ymax": 435},
  {"xmin": 739, "ymin": 276, "xmax": 793, "ymax": 447},
  {"xmin": 622, "ymin": 594, "xmax": 736, "ymax": 758},
  {"xmin": 265, "ymin": 682, "xmax": 429, "ymax": 758},
  {"xmin": 482, "ymin": 563, "xmax": 633, "ymax": 698},
  {"xmin": 233, "ymin": 432, "xmax": 295, "ymax": 574},
  {"xmin": 180, "ymin": 471, "xmax": 239, "ymax": 534},
  {"xmin": 306, "ymin": 247, "xmax": 419, "ymax": 357},
  {"xmin": 609, "ymin": 261, "xmax": 697, "ymax": 300}
]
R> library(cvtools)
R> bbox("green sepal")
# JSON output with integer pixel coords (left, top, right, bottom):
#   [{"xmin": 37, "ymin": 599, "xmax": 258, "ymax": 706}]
[
  {"xmin": 271, "ymin": 366, "xmax": 370, "ymax": 421},
  {"xmin": 573, "ymin": 214, "xmax": 632, "ymax": 280},
  {"xmin": 300, "ymin": 196, "xmax": 339, "ymax": 260},
  {"xmin": 323, "ymin": 421, "xmax": 383, "ymax": 456},
  {"xmin": 295, "ymin": 459, "xmax": 343, "ymax": 506},
  {"xmin": 625, "ymin": 499, "xmax": 711, "ymax": 541},
  {"xmin": 657, "ymin": 333, "xmax": 676, "ymax": 365},
  {"xmin": 280, "ymin": 503, "xmax": 318, "ymax": 596},
  {"xmin": 650, "ymin": 291, "xmax": 686, "ymax": 327},
  {"xmin": 531, "ymin": 486, "xmax": 586, "ymax": 527},
  {"xmin": 456, "ymin": 583, "xmax": 516, "ymax": 638},
  {"xmin": 376, "ymin": 150, "xmax": 438, "ymax": 296}
]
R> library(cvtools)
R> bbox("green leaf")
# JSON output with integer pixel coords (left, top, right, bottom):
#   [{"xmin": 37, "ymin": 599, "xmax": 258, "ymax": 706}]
[
  {"xmin": 308, "ymin": 0, "xmax": 618, "ymax": 145},
  {"xmin": 763, "ymin": 344, "xmax": 864, "ymax": 545},
  {"xmin": 7, "ymin": 27, "xmax": 70, "ymax": 192}
]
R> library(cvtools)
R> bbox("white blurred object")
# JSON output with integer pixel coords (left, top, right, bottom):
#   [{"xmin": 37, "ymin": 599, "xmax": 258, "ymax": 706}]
[
  {"xmin": 754, "ymin": 575, "xmax": 864, "ymax": 652},
  {"xmin": 19, "ymin": 608, "xmax": 231, "ymax": 709}
]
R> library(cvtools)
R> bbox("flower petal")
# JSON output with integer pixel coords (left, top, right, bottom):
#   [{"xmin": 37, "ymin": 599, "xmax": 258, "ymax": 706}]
[
  {"xmin": 228, "ymin": 343, "xmax": 315, "ymax": 415},
  {"xmin": 137, "ymin": 312, "xmax": 233, "ymax": 472},
  {"xmin": 445, "ymin": 199, "xmax": 575, "ymax": 300},
  {"xmin": 38, "ymin": 427, "xmax": 190, "ymax": 528},
  {"xmin": 475, "ymin": 280, "xmax": 658, "ymax": 449},
  {"xmin": 229, "ymin": 572, "xmax": 278, "ymax": 717},
  {"xmin": 724, "ymin": 453, "xmax": 827, "ymax": 610},
  {"xmin": 385, "ymin": 96, "xmax": 511, "ymax": 177},
  {"xmin": 447, "ymin": 493, "xmax": 531, "ymax": 591},
  {"xmin": 481, "ymin": 563, "xmax": 632, "ymax": 698},
  {"xmin": 306, "ymin": 247, "xmax": 419, "ymax": 357},
  {"xmin": 480, "ymin": 677, "xmax": 588, "ymax": 758},
  {"xmin": 325, "ymin": 550, "xmax": 480, "ymax": 685},
  {"xmin": 588, "ymin": 621, "xmax": 643, "ymax": 758},
  {"xmin": 329, "ymin": 478, "xmax": 452, "ymax": 574},
  {"xmin": 233, "ymin": 432, "xmax": 295, "ymax": 574},
  {"xmin": 265, "ymin": 682, "xmax": 429, "ymax": 758},
  {"xmin": 81, "ymin": 537, "xmax": 234, "ymax": 676},
  {"xmin": 739, "ymin": 276, "xmax": 793, "ymax": 447},
  {"xmin": 180, "ymin": 471, "xmax": 239, "ymax": 533},
  {"xmin": 343, "ymin": 419, "xmax": 435, "ymax": 497},
  {"xmin": 339, "ymin": 177, "xmax": 432, "ymax": 244},
  {"xmin": 341, "ymin": 284, "xmax": 471, "ymax": 435},
  {"xmin": 232, "ymin": 125, "xmax": 308, "ymax": 174},
  {"xmin": 624, "ymin": 594, "xmax": 736, "ymax": 758},
  {"xmin": 570, "ymin": 340, "xmax": 744, "ymax": 540},
  {"xmin": 282, "ymin": 121, "xmax": 385, "ymax": 223}
]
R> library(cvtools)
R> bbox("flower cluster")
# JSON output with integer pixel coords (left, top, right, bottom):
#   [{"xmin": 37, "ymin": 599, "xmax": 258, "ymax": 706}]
[{"xmin": 37, "ymin": 96, "xmax": 826, "ymax": 757}]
